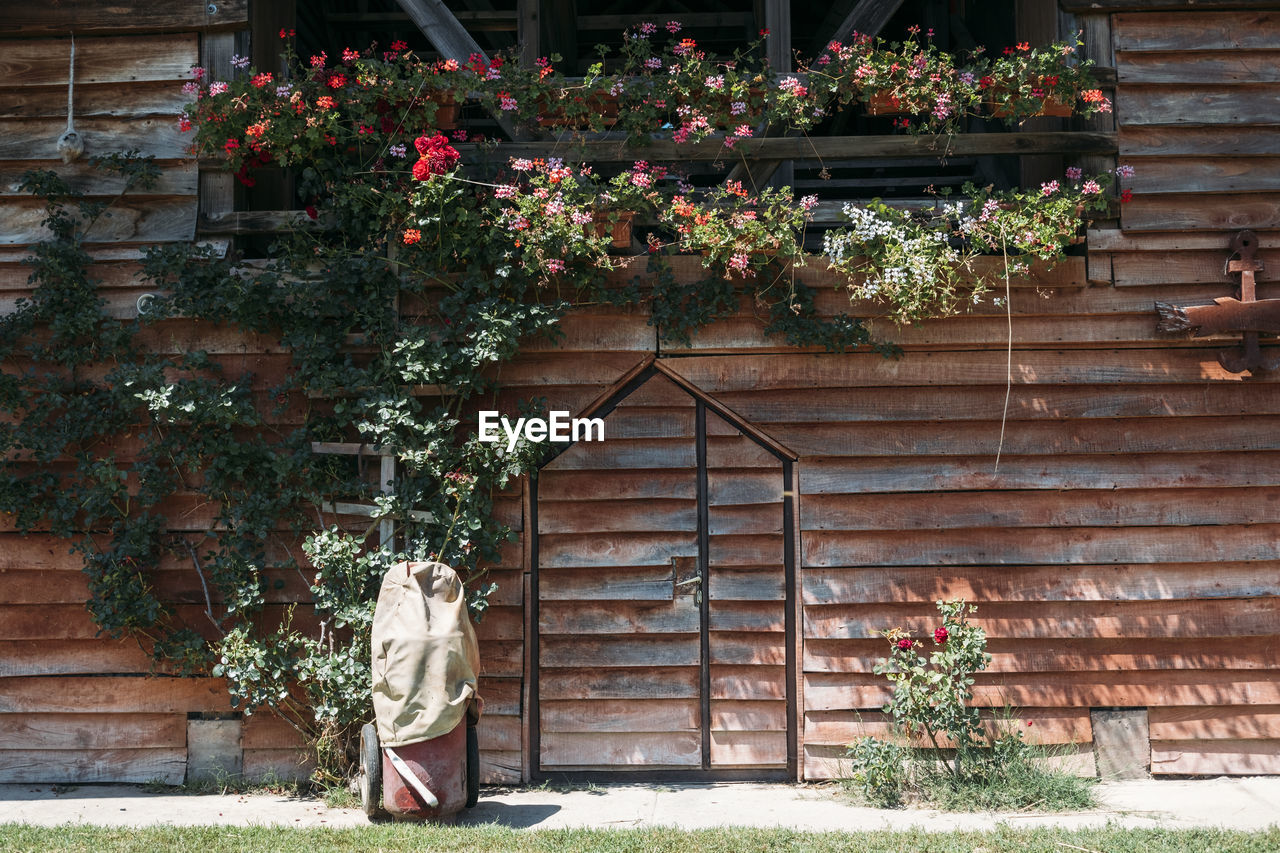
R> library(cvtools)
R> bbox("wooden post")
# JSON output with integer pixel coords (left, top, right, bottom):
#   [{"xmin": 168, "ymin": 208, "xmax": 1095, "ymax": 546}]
[
  {"xmin": 518, "ymin": 0, "xmax": 540, "ymax": 68},
  {"xmin": 521, "ymin": 476, "xmax": 533, "ymax": 783},
  {"xmin": 379, "ymin": 455, "xmax": 396, "ymax": 548},
  {"xmin": 789, "ymin": 460, "xmax": 804, "ymax": 782},
  {"xmin": 198, "ymin": 32, "xmax": 238, "ymax": 242},
  {"xmin": 1076, "ymin": 11, "xmax": 1118, "ymax": 209},
  {"xmin": 1016, "ymin": 0, "xmax": 1067, "ymax": 188}
]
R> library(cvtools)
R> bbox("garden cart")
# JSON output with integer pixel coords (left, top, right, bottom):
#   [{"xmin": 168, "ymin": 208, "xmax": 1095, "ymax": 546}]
[{"xmin": 359, "ymin": 560, "xmax": 481, "ymax": 820}]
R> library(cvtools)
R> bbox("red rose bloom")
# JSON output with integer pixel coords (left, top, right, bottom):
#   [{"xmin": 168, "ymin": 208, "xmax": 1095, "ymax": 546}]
[
  {"xmin": 934, "ymin": 627, "xmax": 949, "ymax": 644},
  {"xmin": 896, "ymin": 638, "xmax": 912, "ymax": 651}
]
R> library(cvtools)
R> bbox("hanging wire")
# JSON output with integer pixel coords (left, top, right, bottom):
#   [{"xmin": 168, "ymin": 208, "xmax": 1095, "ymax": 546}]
[{"xmin": 56, "ymin": 34, "xmax": 84, "ymax": 162}]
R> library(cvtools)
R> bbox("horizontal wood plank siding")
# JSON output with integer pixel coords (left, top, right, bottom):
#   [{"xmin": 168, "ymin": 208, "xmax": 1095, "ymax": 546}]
[
  {"xmin": 1113, "ymin": 11, "xmax": 1280, "ymax": 234},
  {"xmin": 537, "ymin": 375, "xmax": 701, "ymax": 771},
  {"xmin": 5, "ymin": 6, "xmax": 1280, "ymax": 787}
]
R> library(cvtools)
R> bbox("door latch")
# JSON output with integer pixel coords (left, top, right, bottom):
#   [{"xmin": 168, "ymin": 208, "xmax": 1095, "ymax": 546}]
[{"xmin": 671, "ymin": 556, "xmax": 701, "ymax": 605}]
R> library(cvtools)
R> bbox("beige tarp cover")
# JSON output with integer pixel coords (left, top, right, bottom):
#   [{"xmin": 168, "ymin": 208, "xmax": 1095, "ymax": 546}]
[{"xmin": 371, "ymin": 561, "xmax": 480, "ymax": 747}]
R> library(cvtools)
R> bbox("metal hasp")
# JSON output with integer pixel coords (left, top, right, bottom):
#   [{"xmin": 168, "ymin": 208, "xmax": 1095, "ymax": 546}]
[{"xmin": 1155, "ymin": 230, "xmax": 1280, "ymax": 373}]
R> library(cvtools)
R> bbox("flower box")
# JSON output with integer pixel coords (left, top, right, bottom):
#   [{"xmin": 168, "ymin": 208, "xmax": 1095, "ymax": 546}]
[
  {"xmin": 984, "ymin": 82, "xmax": 1075, "ymax": 119},
  {"xmin": 536, "ymin": 92, "xmax": 619, "ymax": 128},
  {"xmin": 985, "ymin": 95, "xmax": 1073, "ymax": 118}
]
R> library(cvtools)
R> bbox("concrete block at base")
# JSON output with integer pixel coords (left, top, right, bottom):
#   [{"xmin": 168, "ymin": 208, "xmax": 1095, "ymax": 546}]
[
  {"xmin": 187, "ymin": 719, "xmax": 242, "ymax": 784},
  {"xmin": 1091, "ymin": 709, "xmax": 1149, "ymax": 780}
]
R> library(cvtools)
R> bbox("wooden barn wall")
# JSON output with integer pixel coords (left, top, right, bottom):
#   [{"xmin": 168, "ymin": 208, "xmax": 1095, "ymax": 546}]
[
  {"xmin": 1090, "ymin": 7, "xmax": 1280, "ymax": 778},
  {"xmin": 5, "ymin": 3, "xmax": 1280, "ymax": 787},
  {"xmin": 0, "ymin": 2, "xmax": 280, "ymax": 786},
  {"xmin": 0, "ymin": 0, "xmax": 521, "ymax": 784}
]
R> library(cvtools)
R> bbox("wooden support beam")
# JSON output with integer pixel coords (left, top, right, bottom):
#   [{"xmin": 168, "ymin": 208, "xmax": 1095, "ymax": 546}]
[
  {"xmin": 198, "ymin": 209, "xmax": 325, "ymax": 234},
  {"xmin": 462, "ymin": 131, "xmax": 1117, "ymax": 163},
  {"xmin": 380, "ymin": 455, "xmax": 397, "ymax": 547},
  {"xmin": 577, "ymin": 13, "xmax": 755, "ymax": 30},
  {"xmin": 309, "ymin": 442, "xmax": 399, "ymax": 457},
  {"xmin": 0, "ymin": 0, "xmax": 248, "ymax": 36},
  {"xmin": 306, "ymin": 385, "xmax": 457, "ymax": 399},
  {"xmin": 321, "ymin": 501, "xmax": 434, "ymax": 523},
  {"xmin": 826, "ymin": 0, "xmax": 908, "ymax": 52},
  {"xmin": 198, "ymin": 131, "xmax": 1115, "ymax": 178},
  {"xmin": 1015, "ymin": 0, "xmax": 1066, "ymax": 189},
  {"xmin": 395, "ymin": 0, "xmax": 488, "ymax": 65},
  {"xmin": 1060, "ymin": 0, "xmax": 1273, "ymax": 10}
]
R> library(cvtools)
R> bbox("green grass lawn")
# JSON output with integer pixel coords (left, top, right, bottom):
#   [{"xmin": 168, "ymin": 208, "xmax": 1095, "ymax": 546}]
[{"xmin": 1, "ymin": 824, "xmax": 1278, "ymax": 853}]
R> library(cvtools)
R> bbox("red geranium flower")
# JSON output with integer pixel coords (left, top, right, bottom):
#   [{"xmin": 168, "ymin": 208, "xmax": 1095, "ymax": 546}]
[
  {"xmin": 411, "ymin": 133, "xmax": 460, "ymax": 180},
  {"xmin": 402, "ymin": 228, "xmax": 422, "ymax": 245}
]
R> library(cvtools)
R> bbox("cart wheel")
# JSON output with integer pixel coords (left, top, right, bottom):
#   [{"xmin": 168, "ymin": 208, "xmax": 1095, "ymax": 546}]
[
  {"xmin": 359, "ymin": 722, "xmax": 382, "ymax": 817},
  {"xmin": 465, "ymin": 721, "xmax": 480, "ymax": 808}
]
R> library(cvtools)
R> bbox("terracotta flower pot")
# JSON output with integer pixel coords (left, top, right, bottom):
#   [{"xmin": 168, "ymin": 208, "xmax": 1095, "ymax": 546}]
[
  {"xmin": 588, "ymin": 210, "xmax": 634, "ymax": 249},
  {"xmin": 424, "ymin": 92, "xmax": 460, "ymax": 130},
  {"xmin": 866, "ymin": 92, "xmax": 908, "ymax": 115}
]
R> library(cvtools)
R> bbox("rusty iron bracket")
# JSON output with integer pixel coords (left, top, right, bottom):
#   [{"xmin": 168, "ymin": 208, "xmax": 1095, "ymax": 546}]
[{"xmin": 1155, "ymin": 230, "xmax": 1280, "ymax": 373}]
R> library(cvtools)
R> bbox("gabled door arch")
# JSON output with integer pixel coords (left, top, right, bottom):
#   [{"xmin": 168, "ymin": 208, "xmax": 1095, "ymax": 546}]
[{"xmin": 530, "ymin": 357, "xmax": 798, "ymax": 780}]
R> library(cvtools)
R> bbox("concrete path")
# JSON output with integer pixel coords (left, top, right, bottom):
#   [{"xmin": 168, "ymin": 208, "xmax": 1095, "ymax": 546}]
[{"xmin": 2, "ymin": 778, "xmax": 1279, "ymax": 831}]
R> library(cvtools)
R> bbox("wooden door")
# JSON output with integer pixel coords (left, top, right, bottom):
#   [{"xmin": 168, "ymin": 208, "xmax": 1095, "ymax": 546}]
[{"xmin": 533, "ymin": 372, "xmax": 794, "ymax": 776}]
